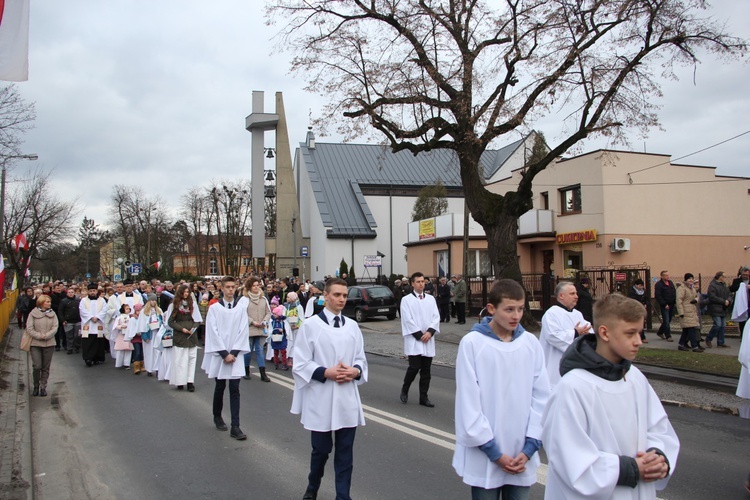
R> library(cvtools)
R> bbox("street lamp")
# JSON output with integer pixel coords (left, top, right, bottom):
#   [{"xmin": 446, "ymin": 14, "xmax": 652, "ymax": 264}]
[{"xmin": 0, "ymin": 154, "xmax": 38, "ymax": 246}]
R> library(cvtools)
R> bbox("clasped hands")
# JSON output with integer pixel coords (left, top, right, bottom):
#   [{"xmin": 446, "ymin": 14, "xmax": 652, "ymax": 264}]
[
  {"xmin": 574, "ymin": 322, "xmax": 591, "ymax": 335},
  {"xmin": 324, "ymin": 362, "xmax": 359, "ymax": 384},
  {"xmin": 496, "ymin": 453, "xmax": 529, "ymax": 474},
  {"xmin": 223, "ymin": 354, "xmax": 237, "ymax": 364},
  {"xmin": 636, "ymin": 450, "xmax": 669, "ymax": 482}
]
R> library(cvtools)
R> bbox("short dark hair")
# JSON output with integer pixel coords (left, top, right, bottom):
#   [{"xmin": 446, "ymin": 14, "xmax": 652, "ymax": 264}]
[
  {"xmin": 324, "ymin": 277, "xmax": 348, "ymax": 292},
  {"xmin": 684, "ymin": 273, "xmax": 694, "ymax": 281},
  {"xmin": 221, "ymin": 276, "xmax": 236, "ymax": 286},
  {"xmin": 410, "ymin": 272, "xmax": 425, "ymax": 284},
  {"xmin": 487, "ymin": 279, "xmax": 525, "ymax": 306},
  {"xmin": 714, "ymin": 271, "xmax": 724, "ymax": 280},
  {"xmin": 593, "ymin": 294, "xmax": 645, "ymax": 332},
  {"xmin": 632, "ymin": 278, "xmax": 644, "ymax": 286}
]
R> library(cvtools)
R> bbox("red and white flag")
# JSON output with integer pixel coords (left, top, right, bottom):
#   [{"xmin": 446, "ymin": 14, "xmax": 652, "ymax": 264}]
[
  {"xmin": 13, "ymin": 231, "xmax": 27, "ymax": 250},
  {"xmin": 152, "ymin": 260, "xmax": 161, "ymax": 271},
  {"xmin": 0, "ymin": 0, "xmax": 31, "ymax": 82},
  {"xmin": 0, "ymin": 252, "xmax": 5, "ymax": 300}
]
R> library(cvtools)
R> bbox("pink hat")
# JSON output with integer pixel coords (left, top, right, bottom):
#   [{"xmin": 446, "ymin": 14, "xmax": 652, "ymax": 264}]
[
  {"xmin": 286, "ymin": 292, "xmax": 298, "ymax": 302},
  {"xmin": 133, "ymin": 304, "xmax": 143, "ymax": 311},
  {"xmin": 272, "ymin": 305, "xmax": 286, "ymax": 317}
]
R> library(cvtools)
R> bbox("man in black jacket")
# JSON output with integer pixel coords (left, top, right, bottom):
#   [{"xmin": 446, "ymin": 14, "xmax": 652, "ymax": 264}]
[
  {"xmin": 706, "ymin": 271, "xmax": 731, "ymax": 348},
  {"xmin": 654, "ymin": 271, "xmax": 676, "ymax": 341},
  {"xmin": 60, "ymin": 287, "xmax": 82, "ymax": 354},
  {"xmin": 51, "ymin": 282, "xmax": 67, "ymax": 351}
]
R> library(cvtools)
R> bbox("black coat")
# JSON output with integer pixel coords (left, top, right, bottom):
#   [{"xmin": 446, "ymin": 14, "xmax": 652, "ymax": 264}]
[
  {"xmin": 707, "ymin": 279, "xmax": 730, "ymax": 316},
  {"xmin": 574, "ymin": 285, "xmax": 593, "ymax": 323},
  {"xmin": 654, "ymin": 280, "xmax": 676, "ymax": 307},
  {"xmin": 60, "ymin": 296, "xmax": 82, "ymax": 323},
  {"xmin": 436, "ymin": 283, "xmax": 452, "ymax": 304}
]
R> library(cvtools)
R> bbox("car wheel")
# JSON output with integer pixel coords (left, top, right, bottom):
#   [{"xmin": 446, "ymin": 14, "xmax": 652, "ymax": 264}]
[
  {"xmin": 354, "ymin": 308, "xmax": 366, "ymax": 323},
  {"xmin": 387, "ymin": 313, "xmax": 396, "ymax": 320}
]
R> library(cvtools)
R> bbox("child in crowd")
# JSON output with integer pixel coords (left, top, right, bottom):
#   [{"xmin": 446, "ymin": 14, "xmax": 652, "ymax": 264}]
[
  {"xmin": 284, "ymin": 292, "xmax": 303, "ymax": 368},
  {"xmin": 125, "ymin": 304, "xmax": 145, "ymax": 374},
  {"xmin": 270, "ymin": 305, "xmax": 289, "ymax": 370},
  {"xmin": 453, "ymin": 279, "xmax": 550, "ymax": 498},
  {"xmin": 113, "ymin": 304, "xmax": 133, "ymax": 369},
  {"xmin": 542, "ymin": 293, "xmax": 680, "ymax": 499},
  {"xmin": 138, "ymin": 294, "xmax": 162, "ymax": 377}
]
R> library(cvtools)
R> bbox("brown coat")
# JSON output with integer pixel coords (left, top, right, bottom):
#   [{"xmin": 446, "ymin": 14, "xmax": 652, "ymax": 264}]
[
  {"xmin": 26, "ymin": 307, "xmax": 59, "ymax": 347},
  {"xmin": 676, "ymin": 284, "xmax": 700, "ymax": 328},
  {"xmin": 246, "ymin": 294, "xmax": 271, "ymax": 338}
]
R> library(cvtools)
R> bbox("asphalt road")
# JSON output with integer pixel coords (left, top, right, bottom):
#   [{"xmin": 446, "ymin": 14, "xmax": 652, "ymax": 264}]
[{"xmin": 31, "ymin": 348, "xmax": 750, "ymax": 499}]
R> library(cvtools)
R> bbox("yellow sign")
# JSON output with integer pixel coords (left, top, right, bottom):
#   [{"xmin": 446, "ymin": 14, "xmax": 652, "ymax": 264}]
[
  {"xmin": 419, "ymin": 218, "xmax": 436, "ymax": 240},
  {"xmin": 556, "ymin": 229, "xmax": 597, "ymax": 245}
]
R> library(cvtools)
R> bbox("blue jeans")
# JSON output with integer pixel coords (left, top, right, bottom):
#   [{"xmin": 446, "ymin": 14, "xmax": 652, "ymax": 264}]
[
  {"xmin": 658, "ymin": 305, "xmax": 673, "ymax": 338},
  {"xmin": 471, "ymin": 485, "xmax": 530, "ymax": 500},
  {"xmin": 244, "ymin": 336, "xmax": 265, "ymax": 368},
  {"xmin": 707, "ymin": 315, "xmax": 726, "ymax": 345}
]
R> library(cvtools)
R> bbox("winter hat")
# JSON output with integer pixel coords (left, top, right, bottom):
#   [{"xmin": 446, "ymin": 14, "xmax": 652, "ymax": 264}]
[
  {"xmin": 147, "ymin": 293, "xmax": 157, "ymax": 302},
  {"xmin": 270, "ymin": 296, "xmax": 280, "ymax": 306},
  {"xmin": 272, "ymin": 305, "xmax": 286, "ymax": 317},
  {"xmin": 286, "ymin": 292, "xmax": 298, "ymax": 302},
  {"xmin": 133, "ymin": 304, "xmax": 143, "ymax": 312}
]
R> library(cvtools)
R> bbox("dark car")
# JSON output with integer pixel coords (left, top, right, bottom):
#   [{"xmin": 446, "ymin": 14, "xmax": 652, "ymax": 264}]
[{"xmin": 343, "ymin": 285, "xmax": 397, "ymax": 322}]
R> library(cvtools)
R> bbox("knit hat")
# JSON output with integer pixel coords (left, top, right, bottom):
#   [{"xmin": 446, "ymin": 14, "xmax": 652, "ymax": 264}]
[
  {"xmin": 286, "ymin": 292, "xmax": 298, "ymax": 302},
  {"xmin": 133, "ymin": 304, "xmax": 143, "ymax": 312},
  {"xmin": 147, "ymin": 293, "xmax": 157, "ymax": 302},
  {"xmin": 272, "ymin": 305, "xmax": 286, "ymax": 317}
]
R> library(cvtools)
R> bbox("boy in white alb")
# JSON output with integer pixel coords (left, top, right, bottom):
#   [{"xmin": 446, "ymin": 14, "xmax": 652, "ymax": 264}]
[
  {"xmin": 202, "ymin": 276, "xmax": 250, "ymax": 440},
  {"xmin": 542, "ymin": 293, "xmax": 680, "ymax": 499},
  {"xmin": 453, "ymin": 280, "xmax": 550, "ymax": 499},
  {"xmin": 292, "ymin": 278, "xmax": 367, "ymax": 500}
]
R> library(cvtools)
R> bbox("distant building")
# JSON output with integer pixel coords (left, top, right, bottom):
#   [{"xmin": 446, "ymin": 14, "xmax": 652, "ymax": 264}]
[{"xmin": 172, "ymin": 234, "xmax": 254, "ymax": 278}]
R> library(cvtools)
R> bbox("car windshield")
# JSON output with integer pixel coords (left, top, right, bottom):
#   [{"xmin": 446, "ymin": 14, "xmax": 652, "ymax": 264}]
[{"xmin": 366, "ymin": 287, "xmax": 392, "ymax": 299}]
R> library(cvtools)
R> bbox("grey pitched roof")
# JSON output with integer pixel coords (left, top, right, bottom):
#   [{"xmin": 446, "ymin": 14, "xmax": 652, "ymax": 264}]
[{"xmin": 297, "ymin": 139, "xmax": 524, "ymax": 238}]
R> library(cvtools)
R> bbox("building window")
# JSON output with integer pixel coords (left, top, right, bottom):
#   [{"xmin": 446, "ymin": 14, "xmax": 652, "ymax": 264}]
[
  {"xmin": 559, "ymin": 185, "xmax": 581, "ymax": 215},
  {"xmin": 467, "ymin": 250, "xmax": 494, "ymax": 276},
  {"xmin": 540, "ymin": 191, "xmax": 549, "ymax": 210},
  {"xmin": 242, "ymin": 257, "xmax": 250, "ymax": 266},
  {"xmin": 209, "ymin": 259, "xmax": 218, "ymax": 275}
]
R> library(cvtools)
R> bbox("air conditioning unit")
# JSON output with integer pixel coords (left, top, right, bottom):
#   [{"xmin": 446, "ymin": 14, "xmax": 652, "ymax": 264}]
[{"xmin": 612, "ymin": 238, "xmax": 631, "ymax": 252}]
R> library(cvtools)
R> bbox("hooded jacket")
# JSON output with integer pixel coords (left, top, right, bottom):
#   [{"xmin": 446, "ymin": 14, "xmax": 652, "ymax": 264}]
[{"xmin": 559, "ymin": 334, "xmax": 669, "ymax": 489}]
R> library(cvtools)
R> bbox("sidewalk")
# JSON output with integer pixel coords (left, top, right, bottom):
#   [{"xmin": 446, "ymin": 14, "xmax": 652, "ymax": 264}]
[
  {"xmin": 359, "ymin": 316, "xmax": 748, "ymax": 415},
  {"xmin": 0, "ymin": 326, "xmax": 33, "ymax": 500}
]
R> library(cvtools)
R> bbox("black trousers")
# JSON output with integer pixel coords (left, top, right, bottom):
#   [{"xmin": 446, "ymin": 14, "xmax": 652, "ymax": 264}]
[
  {"xmin": 308, "ymin": 427, "xmax": 357, "ymax": 500},
  {"xmin": 438, "ymin": 302, "xmax": 450, "ymax": 322},
  {"xmin": 456, "ymin": 302, "xmax": 466, "ymax": 323},
  {"xmin": 402, "ymin": 354, "xmax": 432, "ymax": 400},
  {"xmin": 213, "ymin": 378, "xmax": 240, "ymax": 427}
]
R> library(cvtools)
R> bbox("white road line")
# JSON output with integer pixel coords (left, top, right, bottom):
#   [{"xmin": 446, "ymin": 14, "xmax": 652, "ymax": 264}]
[{"xmin": 362, "ymin": 404, "xmax": 457, "ymax": 441}]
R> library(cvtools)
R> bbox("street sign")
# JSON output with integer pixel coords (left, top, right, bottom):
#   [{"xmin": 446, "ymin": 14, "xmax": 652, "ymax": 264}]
[
  {"xmin": 301, "ymin": 245, "xmax": 309, "ymax": 257},
  {"xmin": 85, "ymin": 273, "xmax": 91, "ymax": 278},
  {"xmin": 131, "ymin": 263, "xmax": 142, "ymax": 276},
  {"xmin": 114, "ymin": 272, "xmax": 122, "ymax": 281},
  {"xmin": 363, "ymin": 255, "xmax": 382, "ymax": 268}
]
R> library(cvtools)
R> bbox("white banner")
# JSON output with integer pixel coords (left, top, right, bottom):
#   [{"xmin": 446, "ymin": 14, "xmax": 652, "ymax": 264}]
[{"xmin": 0, "ymin": 0, "xmax": 30, "ymax": 82}]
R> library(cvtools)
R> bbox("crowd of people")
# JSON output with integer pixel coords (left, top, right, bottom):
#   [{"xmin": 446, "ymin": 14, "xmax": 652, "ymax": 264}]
[{"xmin": 16, "ymin": 267, "xmax": 750, "ymax": 498}]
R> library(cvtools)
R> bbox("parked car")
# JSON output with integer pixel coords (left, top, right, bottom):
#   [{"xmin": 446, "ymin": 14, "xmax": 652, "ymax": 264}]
[{"xmin": 343, "ymin": 285, "xmax": 397, "ymax": 322}]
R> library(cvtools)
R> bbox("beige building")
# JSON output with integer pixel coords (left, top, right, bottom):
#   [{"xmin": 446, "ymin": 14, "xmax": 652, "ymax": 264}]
[{"xmin": 492, "ymin": 149, "xmax": 750, "ymax": 282}]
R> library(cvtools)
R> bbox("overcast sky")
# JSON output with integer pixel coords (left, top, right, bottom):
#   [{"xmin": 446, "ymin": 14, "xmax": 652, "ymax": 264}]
[{"xmin": 11, "ymin": 1, "xmax": 750, "ymax": 234}]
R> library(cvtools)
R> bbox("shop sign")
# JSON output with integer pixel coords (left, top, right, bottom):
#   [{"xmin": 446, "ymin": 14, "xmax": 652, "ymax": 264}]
[
  {"xmin": 615, "ymin": 272, "xmax": 627, "ymax": 282},
  {"xmin": 419, "ymin": 218, "xmax": 436, "ymax": 240},
  {"xmin": 556, "ymin": 229, "xmax": 597, "ymax": 245}
]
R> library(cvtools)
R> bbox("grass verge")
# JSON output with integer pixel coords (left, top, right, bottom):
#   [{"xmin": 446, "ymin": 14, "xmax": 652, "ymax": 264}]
[{"xmin": 635, "ymin": 348, "xmax": 741, "ymax": 378}]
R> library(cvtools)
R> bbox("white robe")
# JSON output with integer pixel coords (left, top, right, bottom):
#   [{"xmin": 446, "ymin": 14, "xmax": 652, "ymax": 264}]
[
  {"xmin": 136, "ymin": 309, "xmax": 162, "ymax": 373},
  {"xmin": 78, "ymin": 297, "xmax": 107, "ymax": 337},
  {"xmin": 400, "ymin": 292, "xmax": 440, "ymax": 357},
  {"xmin": 285, "ymin": 302, "xmax": 304, "ymax": 355},
  {"xmin": 453, "ymin": 330, "xmax": 550, "ymax": 489},
  {"xmin": 165, "ymin": 303, "xmax": 203, "ymax": 386},
  {"xmin": 737, "ymin": 320, "xmax": 750, "ymax": 398},
  {"xmin": 542, "ymin": 366, "xmax": 680, "ymax": 500},
  {"xmin": 540, "ymin": 305, "xmax": 592, "ymax": 390},
  {"xmin": 113, "ymin": 314, "xmax": 132, "ymax": 368},
  {"xmin": 154, "ymin": 310, "xmax": 173, "ymax": 381},
  {"xmin": 202, "ymin": 297, "xmax": 251, "ymax": 379},
  {"xmin": 291, "ymin": 314, "xmax": 368, "ymax": 432},
  {"xmin": 107, "ymin": 293, "xmax": 144, "ymax": 355},
  {"xmin": 731, "ymin": 281, "xmax": 749, "ymax": 322}
]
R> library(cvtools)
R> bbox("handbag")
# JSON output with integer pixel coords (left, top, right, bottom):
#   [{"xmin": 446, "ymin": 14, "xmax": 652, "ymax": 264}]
[
  {"xmin": 271, "ymin": 333, "xmax": 284, "ymax": 342},
  {"xmin": 161, "ymin": 332, "xmax": 174, "ymax": 348},
  {"xmin": 20, "ymin": 331, "xmax": 32, "ymax": 352}
]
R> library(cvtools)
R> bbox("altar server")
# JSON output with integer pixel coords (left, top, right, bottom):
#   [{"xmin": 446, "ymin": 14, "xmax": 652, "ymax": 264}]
[
  {"xmin": 137, "ymin": 294, "xmax": 162, "ymax": 376},
  {"xmin": 106, "ymin": 280, "xmax": 144, "ymax": 361},
  {"xmin": 542, "ymin": 293, "xmax": 679, "ymax": 499},
  {"xmin": 453, "ymin": 280, "xmax": 550, "ymax": 498},
  {"xmin": 202, "ymin": 276, "xmax": 251, "ymax": 440},
  {"xmin": 292, "ymin": 278, "xmax": 367, "ymax": 500},
  {"xmin": 78, "ymin": 283, "xmax": 108, "ymax": 366},
  {"xmin": 738, "ymin": 321, "xmax": 750, "ymax": 399},
  {"xmin": 539, "ymin": 281, "xmax": 593, "ymax": 390},
  {"xmin": 399, "ymin": 271, "xmax": 440, "ymax": 407}
]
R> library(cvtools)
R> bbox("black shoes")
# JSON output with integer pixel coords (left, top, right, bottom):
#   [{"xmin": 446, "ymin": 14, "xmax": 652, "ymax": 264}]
[
  {"xmin": 303, "ymin": 489, "xmax": 317, "ymax": 500},
  {"xmin": 259, "ymin": 367, "xmax": 271, "ymax": 382},
  {"xmin": 455, "ymin": 321, "xmax": 466, "ymax": 324},
  {"xmin": 177, "ymin": 385, "xmax": 184, "ymax": 390},
  {"xmin": 85, "ymin": 360, "xmax": 93, "ymax": 367},
  {"xmin": 243, "ymin": 367, "xmax": 251, "ymax": 380},
  {"xmin": 230, "ymin": 426, "xmax": 247, "ymax": 440},
  {"xmin": 187, "ymin": 383, "xmax": 195, "ymax": 392},
  {"xmin": 419, "ymin": 399, "xmax": 435, "ymax": 408},
  {"xmin": 67, "ymin": 350, "xmax": 73, "ymax": 355},
  {"xmin": 214, "ymin": 416, "xmax": 228, "ymax": 431},
  {"xmin": 32, "ymin": 386, "xmax": 39, "ymax": 397},
  {"xmin": 400, "ymin": 389, "xmax": 408, "ymax": 404},
  {"xmin": 39, "ymin": 388, "xmax": 47, "ymax": 397}
]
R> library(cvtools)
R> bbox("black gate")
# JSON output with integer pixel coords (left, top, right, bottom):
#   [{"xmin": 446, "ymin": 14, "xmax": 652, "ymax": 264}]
[{"xmin": 576, "ymin": 266, "xmax": 652, "ymax": 329}]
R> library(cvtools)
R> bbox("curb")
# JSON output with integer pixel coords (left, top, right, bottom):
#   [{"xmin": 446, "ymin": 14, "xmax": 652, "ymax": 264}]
[{"xmin": 661, "ymin": 399, "xmax": 739, "ymax": 416}]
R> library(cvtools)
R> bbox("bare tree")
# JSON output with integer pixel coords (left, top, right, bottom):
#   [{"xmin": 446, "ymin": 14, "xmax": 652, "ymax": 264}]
[
  {"xmin": 4, "ymin": 168, "xmax": 77, "ymax": 280},
  {"xmin": 0, "ymin": 84, "xmax": 35, "ymax": 158},
  {"xmin": 268, "ymin": 0, "xmax": 746, "ymax": 285}
]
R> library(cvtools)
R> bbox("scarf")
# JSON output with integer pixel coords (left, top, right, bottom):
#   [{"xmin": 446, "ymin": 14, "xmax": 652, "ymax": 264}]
[{"xmin": 248, "ymin": 291, "xmax": 263, "ymax": 305}]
